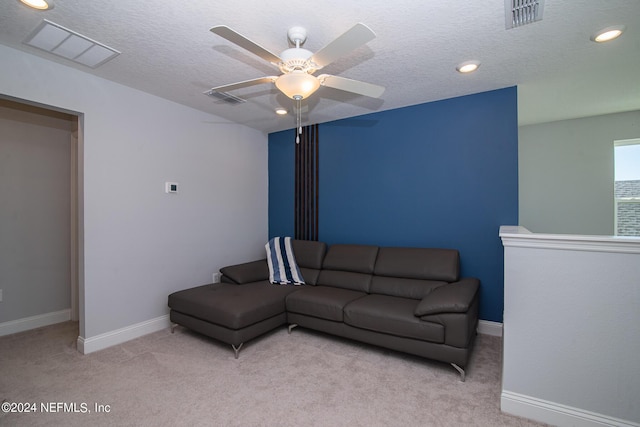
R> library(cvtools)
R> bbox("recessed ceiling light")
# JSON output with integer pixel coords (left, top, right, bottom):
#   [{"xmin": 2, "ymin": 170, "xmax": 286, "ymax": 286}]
[
  {"xmin": 275, "ymin": 108, "xmax": 288, "ymax": 115},
  {"xmin": 591, "ymin": 25, "xmax": 625, "ymax": 43},
  {"xmin": 456, "ymin": 60, "xmax": 481, "ymax": 74},
  {"xmin": 18, "ymin": 0, "xmax": 54, "ymax": 10}
]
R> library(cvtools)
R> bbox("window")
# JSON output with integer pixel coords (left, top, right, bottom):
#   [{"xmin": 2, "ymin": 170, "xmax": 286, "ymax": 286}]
[{"xmin": 614, "ymin": 139, "xmax": 640, "ymax": 236}]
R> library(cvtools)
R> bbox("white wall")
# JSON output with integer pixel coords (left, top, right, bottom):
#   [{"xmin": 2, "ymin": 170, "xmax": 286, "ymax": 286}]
[
  {"xmin": 0, "ymin": 101, "xmax": 73, "ymax": 324},
  {"xmin": 519, "ymin": 110, "xmax": 640, "ymax": 235},
  {"xmin": 500, "ymin": 226, "xmax": 640, "ymax": 426},
  {"xmin": 0, "ymin": 44, "xmax": 269, "ymax": 344}
]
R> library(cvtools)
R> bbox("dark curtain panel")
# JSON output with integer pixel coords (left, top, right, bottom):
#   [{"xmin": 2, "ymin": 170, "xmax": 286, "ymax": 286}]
[{"xmin": 294, "ymin": 124, "xmax": 319, "ymax": 241}]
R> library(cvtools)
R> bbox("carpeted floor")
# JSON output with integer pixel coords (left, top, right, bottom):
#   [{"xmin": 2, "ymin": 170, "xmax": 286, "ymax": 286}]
[{"xmin": 0, "ymin": 321, "xmax": 546, "ymax": 427}]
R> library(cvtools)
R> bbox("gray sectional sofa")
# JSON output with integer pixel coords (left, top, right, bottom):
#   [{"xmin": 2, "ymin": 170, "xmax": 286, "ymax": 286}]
[{"xmin": 168, "ymin": 240, "xmax": 480, "ymax": 380}]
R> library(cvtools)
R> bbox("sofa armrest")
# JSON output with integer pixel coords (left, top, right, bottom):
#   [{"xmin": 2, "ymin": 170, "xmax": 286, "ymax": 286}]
[
  {"xmin": 414, "ymin": 278, "xmax": 479, "ymax": 316},
  {"xmin": 220, "ymin": 259, "xmax": 268, "ymax": 284}
]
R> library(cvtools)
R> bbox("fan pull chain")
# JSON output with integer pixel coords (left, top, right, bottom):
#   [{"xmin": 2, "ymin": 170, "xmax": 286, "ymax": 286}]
[{"xmin": 294, "ymin": 95, "xmax": 302, "ymax": 144}]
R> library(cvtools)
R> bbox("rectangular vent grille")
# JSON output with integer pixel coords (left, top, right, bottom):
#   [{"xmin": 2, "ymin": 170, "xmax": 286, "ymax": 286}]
[
  {"xmin": 23, "ymin": 20, "xmax": 120, "ymax": 68},
  {"xmin": 505, "ymin": 0, "xmax": 545, "ymax": 29},
  {"xmin": 204, "ymin": 90, "xmax": 246, "ymax": 104}
]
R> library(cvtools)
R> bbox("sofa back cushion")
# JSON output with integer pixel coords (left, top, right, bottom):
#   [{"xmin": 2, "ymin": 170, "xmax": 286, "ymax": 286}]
[
  {"xmin": 322, "ymin": 244, "xmax": 379, "ymax": 273},
  {"xmin": 374, "ymin": 247, "xmax": 460, "ymax": 282},
  {"xmin": 292, "ymin": 240, "xmax": 327, "ymax": 285},
  {"xmin": 317, "ymin": 270, "xmax": 373, "ymax": 293},
  {"xmin": 292, "ymin": 240, "xmax": 327, "ymax": 269},
  {"xmin": 317, "ymin": 244, "xmax": 379, "ymax": 292},
  {"xmin": 370, "ymin": 276, "xmax": 448, "ymax": 300}
]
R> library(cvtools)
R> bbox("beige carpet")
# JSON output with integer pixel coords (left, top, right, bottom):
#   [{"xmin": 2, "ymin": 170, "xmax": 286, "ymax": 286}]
[{"xmin": 0, "ymin": 321, "xmax": 546, "ymax": 427}]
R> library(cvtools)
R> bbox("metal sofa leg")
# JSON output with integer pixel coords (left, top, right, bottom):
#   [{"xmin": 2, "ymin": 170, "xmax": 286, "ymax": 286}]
[
  {"xmin": 232, "ymin": 343, "xmax": 243, "ymax": 359},
  {"xmin": 288, "ymin": 323, "xmax": 298, "ymax": 334},
  {"xmin": 170, "ymin": 323, "xmax": 178, "ymax": 333},
  {"xmin": 451, "ymin": 363, "xmax": 466, "ymax": 382}
]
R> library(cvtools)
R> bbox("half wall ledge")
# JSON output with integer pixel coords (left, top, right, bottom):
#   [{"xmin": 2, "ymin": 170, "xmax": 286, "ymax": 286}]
[
  {"xmin": 499, "ymin": 225, "xmax": 640, "ymax": 253},
  {"xmin": 499, "ymin": 225, "xmax": 640, "ymax": 426}
]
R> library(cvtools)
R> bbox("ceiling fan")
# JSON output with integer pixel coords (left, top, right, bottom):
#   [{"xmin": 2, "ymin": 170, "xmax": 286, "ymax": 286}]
[{"xmin": 205, "ymin": 23, "xmax": 384, "ymax": 136}]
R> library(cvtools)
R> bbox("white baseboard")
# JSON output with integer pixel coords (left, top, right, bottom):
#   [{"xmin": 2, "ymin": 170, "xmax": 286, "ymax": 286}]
[
  {"xmin": 0, "ymin": 309, "xmax": 71, "ymax": 337},
  {"xmin": 501, "ymin": 390, "xmax": 640, "ymax": 427},
  {"xmin": 477, "ymin": 319, "xmax": 503, "ymax": 337},
  {"xmin": 77, "ymin": 315, "xmax": 170, "ymax": 354}
]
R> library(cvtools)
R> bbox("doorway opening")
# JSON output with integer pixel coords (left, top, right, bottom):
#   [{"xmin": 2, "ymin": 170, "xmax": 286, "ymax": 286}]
[{"xmin": 0, "ymin": 95, "xmax": 83, "ymax": 340}]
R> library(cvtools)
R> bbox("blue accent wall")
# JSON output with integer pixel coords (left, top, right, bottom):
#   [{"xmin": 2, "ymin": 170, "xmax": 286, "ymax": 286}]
[{"xmin": 269, "ymin": 87, "xmax": 518, "ymax": 322}]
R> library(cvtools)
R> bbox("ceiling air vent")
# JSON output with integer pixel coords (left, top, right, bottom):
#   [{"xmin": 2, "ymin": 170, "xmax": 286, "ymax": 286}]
[
  {"xmin": 23, "ymin": 20, "xmax": 120, "ymax": 68},
  {"xmin": 505, "ymin": 0, "xmax": 545, "ymax": 29},
  {"xmin": 204, "ymin": 90, "xmax": 246, "ymax": 105}
]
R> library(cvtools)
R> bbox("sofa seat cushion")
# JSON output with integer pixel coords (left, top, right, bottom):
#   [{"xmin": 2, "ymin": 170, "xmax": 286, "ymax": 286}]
[
  {"xmin": 343, "ymin": 294, "xmax": 444, "ymax": 343},
  {"xmin": 286, "ymin": 286, "xmax": 366, "ymax": 322},
  {"xmin": 169, "ymin": 282, "xmax": 299, "ymax": 330}
]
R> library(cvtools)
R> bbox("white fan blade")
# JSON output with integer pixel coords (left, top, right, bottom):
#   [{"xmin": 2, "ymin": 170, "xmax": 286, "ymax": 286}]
[
  {"xmin": 210, "ymin": 25, "xmax": 281, "ymax": 64},
  {"xmin": 205, "ymin": 76, "xmax": 277, "ymax": 94},
  {"xmin": 311, "ymin": 23, "xmax": 376, "ymax": 68},
  {"xmin": 318, "ymin": 74, "xmax": 385, "ymax": 98}
]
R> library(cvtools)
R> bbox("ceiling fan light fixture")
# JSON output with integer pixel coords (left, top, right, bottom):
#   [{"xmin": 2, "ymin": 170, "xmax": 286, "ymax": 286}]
[
  {"xmin": 591, "ymin": 25, "xmax": 625, "ymax": 43},
  {"xmin": 207, "ymin": 23, "xmax": 383, "ymax": 138},
  {"xmin": 18, "ymin": 0, "xmax": 53, "ymax": 10},
  {"xmin": 275, "ymin": 108, "xmax": 288, "ymax": 115},
  {"xmin": 275, "ymin": 72, "xmax": 320, "ymax": 99},
  {"xmin": 456, "ymin": 60, "xmax": 481, "ymax": 74}
]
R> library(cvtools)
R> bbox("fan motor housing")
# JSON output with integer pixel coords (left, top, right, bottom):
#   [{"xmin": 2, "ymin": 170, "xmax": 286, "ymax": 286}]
[
  {"xmin": 287, "ymin": 26, "xmax": 308, "ymax": 45},
  {"xmin": 279, "ymin": 48, "xmax": 317, "ymax": 74}
]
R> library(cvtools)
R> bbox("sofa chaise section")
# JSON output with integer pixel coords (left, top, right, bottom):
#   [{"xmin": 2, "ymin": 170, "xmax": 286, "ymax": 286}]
[{"xmin": 167, "ymin": 240, "xmax": 327, "ymax": 357}]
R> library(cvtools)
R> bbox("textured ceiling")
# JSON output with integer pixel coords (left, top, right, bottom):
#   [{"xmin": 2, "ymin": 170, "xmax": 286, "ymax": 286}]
[{"xmin": 0, "ymin": 0, "xmax": 639, "ymax": 134}]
